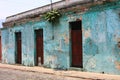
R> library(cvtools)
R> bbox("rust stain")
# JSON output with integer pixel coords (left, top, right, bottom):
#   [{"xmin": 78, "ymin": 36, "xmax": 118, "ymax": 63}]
[
  {"xmin": 84, "ymin": 28, "xmax": 91, "ymax": 39},
  {"xmin": 62, "ymin": 33, "xmax": 69, "ymax": 44},
  {"xmin": 80, "ymin": 7, "xmax": 87, "ymax": 12},
  {"xmin": 64, "ymin": 36, "xmax": 69, "ymax": 44},
  {"xmin": 116, "ymin": 38, "xmax": 120, "ymax": 42},
  {"xmin": 115, "ymin": 61, "xmax": 120, "ymax": 70}
]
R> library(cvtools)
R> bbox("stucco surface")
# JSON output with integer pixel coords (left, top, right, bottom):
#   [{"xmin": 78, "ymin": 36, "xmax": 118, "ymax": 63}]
[{"xmin": 2, "ymin": 1, "xmax": 120, "ymax": 74}]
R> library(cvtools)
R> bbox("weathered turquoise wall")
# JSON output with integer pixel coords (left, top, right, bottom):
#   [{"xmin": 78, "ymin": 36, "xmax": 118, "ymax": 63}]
[
  {"xmin": 82, "ymin": 3, "xmax": 120, "ymax": 74},
  {"xmin": 1, "ymin": 17, "xmax": 71, "ymax": 69},
  {"xmin": 2, "ymin": 2, "xmax": 120, "ymax": 74}
]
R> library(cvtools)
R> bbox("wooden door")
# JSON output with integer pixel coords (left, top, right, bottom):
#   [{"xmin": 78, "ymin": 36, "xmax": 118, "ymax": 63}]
[
  {"xmin": 35, "ymin": 29, "xmax": 43, "ymax": 66},
  {"xmin": 0, "ymin": 36, "xmax": 2, "ymax": 61},
  {"xmin": 70, "ymin": 21, "xmax": 83, "ymax": 68},
  {"xmin": 15, "ymin": 32, "xmax": 21, "ymax": 64}
]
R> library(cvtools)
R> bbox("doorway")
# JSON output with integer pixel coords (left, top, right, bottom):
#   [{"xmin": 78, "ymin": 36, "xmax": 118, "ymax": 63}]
[
  {"xmin": 0, "ymin": 36, "xmax": 2, "ymax": 61},
  {"xmin": 35, "ymin": 29, "xmax": 43, "ymax": 66},
  {"xmin": 70, "ymin": 21, "xmax": 83, "ymax": 68},
  {"xmin": 15, "ymin": 32, "xmax": 22, "ymax": 64}
]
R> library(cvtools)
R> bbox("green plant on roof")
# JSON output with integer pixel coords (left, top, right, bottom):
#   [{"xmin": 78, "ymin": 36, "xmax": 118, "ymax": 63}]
[{"xmin": 44, "ymin": 9, "xmax": 61, "ymax": 23}]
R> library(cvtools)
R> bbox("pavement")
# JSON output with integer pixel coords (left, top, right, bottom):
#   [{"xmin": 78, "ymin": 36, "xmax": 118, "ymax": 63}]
[{"xmin": 0, "ymin": 63, "xmax": 120, "ymax": 80}]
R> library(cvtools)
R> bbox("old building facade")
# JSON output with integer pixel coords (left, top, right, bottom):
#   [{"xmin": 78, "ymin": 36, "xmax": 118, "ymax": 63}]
[{"xmin": 2, "ymin": 0, "xmax": 120, "ymax": 74}]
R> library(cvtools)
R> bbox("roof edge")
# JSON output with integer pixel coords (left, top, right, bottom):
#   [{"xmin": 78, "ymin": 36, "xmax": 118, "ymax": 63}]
[{"xmin": 4, "ymin": 0, "xmax": 92, "ymax": 23}]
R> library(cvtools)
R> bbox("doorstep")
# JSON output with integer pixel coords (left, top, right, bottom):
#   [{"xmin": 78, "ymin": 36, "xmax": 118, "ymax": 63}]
[{"xmin": 69, "ymin": 67, "xmax": 83, "ymax": 71}]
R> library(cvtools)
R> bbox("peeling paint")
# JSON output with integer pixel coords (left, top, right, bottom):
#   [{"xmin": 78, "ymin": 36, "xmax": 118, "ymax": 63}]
[
  {"xmin": 84, "ymin": 28, "xmax": 91, "ymax": 39},
  {"xmin": 115, "ymin": 61, "xmax": 120, "ymax": 70},
  {"xmin": 2, "ymin": 1, "xmax": 120, "ymax": 75}
]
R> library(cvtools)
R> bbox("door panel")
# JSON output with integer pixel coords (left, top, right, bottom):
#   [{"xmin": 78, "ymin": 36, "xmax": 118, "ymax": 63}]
[
  {"xmin": 70, "ymin": 21, "xmax": 83, "ymax": 68},
  {"xmin": 0, "ymin": 36, "xmax": 2, "ymax": 61},
  {"xmin": 16, "ymin": 32, "xmax": 21, "ymax": 64},
  {"xmin": 35, "ymin": 29, "xmax": 43, "ymax": 66}
]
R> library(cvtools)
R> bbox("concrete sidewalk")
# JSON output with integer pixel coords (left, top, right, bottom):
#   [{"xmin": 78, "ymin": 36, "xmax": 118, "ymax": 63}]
[{"xmin": 0, "ymin": 63, "xmax": 120, "ymax": 80}]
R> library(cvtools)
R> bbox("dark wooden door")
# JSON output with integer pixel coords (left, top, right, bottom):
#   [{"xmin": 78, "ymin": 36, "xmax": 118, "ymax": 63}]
[
  {"xmin": 70, "ymin": 21, "xmax": 83, "ymax": 68},
  {"xmin": 35, "ymin": 29, "xmax": 43, "ymax": 66},
  {"xmin": 0, "ymin": 36, "xmax": 2, "ymax": 61},
  {"xmin": 16, "ymin": 32, "xmax": 21, "ymax": 64}
]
